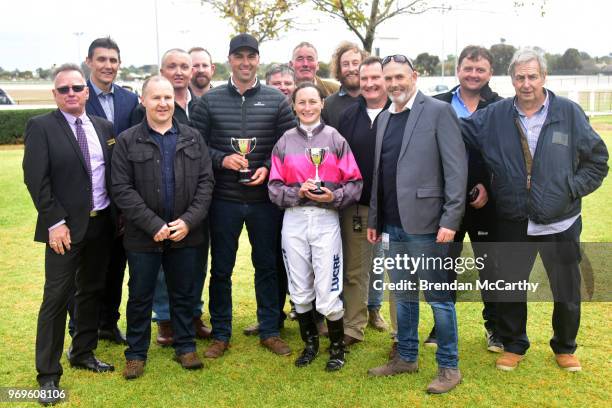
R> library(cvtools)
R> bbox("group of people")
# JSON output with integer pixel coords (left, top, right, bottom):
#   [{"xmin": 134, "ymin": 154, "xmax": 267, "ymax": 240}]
[{"xmin": 23, "ymin": 32, "xmax": 608, "ymax": 406}]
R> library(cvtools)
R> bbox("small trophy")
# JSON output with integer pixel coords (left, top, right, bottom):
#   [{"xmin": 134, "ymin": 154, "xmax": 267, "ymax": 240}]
[
  {"xmin": 305, "ymin": 147, "xmax": 329, "ymax": 195},
  {"xmin": 230, "ymin": 137, "xmax": 257, "ymax": 183}
]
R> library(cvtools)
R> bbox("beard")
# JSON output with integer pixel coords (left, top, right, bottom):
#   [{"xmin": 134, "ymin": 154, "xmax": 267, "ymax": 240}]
[
  {"xmin": 192, "ymin": 74, "xmax": 211, "ymax": 90},
  {"xmin": 340, "ymin": 71, "xmax": 360, "ymax": 92},
  {"xmin": 388, "ymin": 88, "xmax": 410, "ymax": 106}
]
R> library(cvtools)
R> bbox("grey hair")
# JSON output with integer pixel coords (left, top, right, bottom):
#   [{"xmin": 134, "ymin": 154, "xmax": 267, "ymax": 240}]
[
  {"xmin": 141, "ymin": 75, "xmax": 173, "ymax": 97},
  {"xmin": 265, "ymin": 63, "xmax": 295, "ymax": 83},
  {"xmin": 161, "ymin": 48, "xmax": 191, "ymax": 68},
  {"xmin": 508, "ymin": 47, "xmax": 547, "ymax": 77},
  {"xmin": 52, "ymin": 63, "xmax": 85, "ymax": 82}
]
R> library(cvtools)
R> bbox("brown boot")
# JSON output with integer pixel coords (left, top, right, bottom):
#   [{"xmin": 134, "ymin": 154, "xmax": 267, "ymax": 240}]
[
  {"xmin": 193, "ymin": 316, "xmax": 212, "ymax": 339},
  {"xmin": 123, "ymin": 360, "xmax": 145, "ymax": 380},
  {"xmin": 204, "ymin": 339, "xmax": 229, "ymax": 358},
  {"xmin": 368, "ymin": 357, "xmax": 418, "ymax": 377},
  {"xmin": 317, "ymin": 320, "xmax": 328, "ymax": 337},
  {"xmin": 260, "ymin": 336, "xmax": 292, "ymax": 356},
  {"xmin": 388, "ymin": 342, "xmax": 398, "ymax": 361},
  {"xmin": 368, "ymin": 309, "xmax": 389, "ymax": 332},
  {"xmin": 343, "ymin": 334, "xmax": 362, "ymax": 347},
  {"xmin": 156, "ymin": 321, "xmax": 174, "ymax": 347},
  {"xmin": 173, "ymin": 351, "xmax": 204, "ymax": 370},
  {"xmin": 555, "ymin": 354, "xmax": 582, "ymax": 372},
  {"xmin": 243, "ymin": 323, "xmax": 260, "ymax": 336},
  {"xmin": 496, "ymin": 352, "xmax": 524, "ymax": 371},
  {"xmin": 426, "ymin": 367, "xmax": 462, "ymax": 394}
]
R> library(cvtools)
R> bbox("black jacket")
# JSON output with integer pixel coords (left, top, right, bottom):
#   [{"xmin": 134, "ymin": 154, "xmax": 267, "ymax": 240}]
[
  {"xmin": 191, "ymin": 79, "xmax": 295, "ymax": 203},
  {"xmin": 337, "ymin": 96, "xmax": 391, "ymax": 206},
  {"xmin": 111, "ymin": 120, "xmax": 214, "ymax": 251},
  {"xmin": 462, "ymin": 90, "xmax": 609, "ymax": 223}
]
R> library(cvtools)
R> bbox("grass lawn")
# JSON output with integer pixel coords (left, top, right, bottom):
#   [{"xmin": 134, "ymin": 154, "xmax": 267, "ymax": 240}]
[{"xmin": 0, "ymin": 126, "xmax": 610, "ymax": 407}]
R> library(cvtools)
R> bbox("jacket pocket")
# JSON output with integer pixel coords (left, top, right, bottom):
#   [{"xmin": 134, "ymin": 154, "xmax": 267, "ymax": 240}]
[
  {"xmin": 416, "ymin": 187, "xmax": 444, "ymax": 198},
  {"xmin": 183, "ymin": 146, "xmax": 203, "ymax": 179}
]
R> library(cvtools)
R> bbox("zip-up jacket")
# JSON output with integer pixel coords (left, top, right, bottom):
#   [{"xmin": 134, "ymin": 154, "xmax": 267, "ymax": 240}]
[
  {"xmin": 111, "ymin": 120, "xmax": 215, "ymax": 251},
  {"xmin": 191, "ymin": 79, "xmax": 295, "ymax": 203},
  {"xmin": 462, "ymin": 90, "xmax": 608, "ymax": 224},
  {"xmin": 268, "ymin": 123, "xmax": 362, "ymax": 210}
]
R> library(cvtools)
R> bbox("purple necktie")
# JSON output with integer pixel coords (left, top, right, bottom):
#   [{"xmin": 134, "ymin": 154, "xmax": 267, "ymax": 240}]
[{"xmin": 75, "ymin": 117, "xmax": 94, "ymax": 210}]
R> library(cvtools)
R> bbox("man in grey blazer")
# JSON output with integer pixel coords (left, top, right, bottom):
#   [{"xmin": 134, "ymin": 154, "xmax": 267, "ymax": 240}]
[{"xmin": 366, "ymin": 55, "xmax": 467, "ymax": 394}]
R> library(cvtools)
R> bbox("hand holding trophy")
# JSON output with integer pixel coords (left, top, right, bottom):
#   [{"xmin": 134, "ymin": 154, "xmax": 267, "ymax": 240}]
[
  {"xmin": 230, "ymin": 137, "xmax": 257, "ymax": 183},
  {"xmin": 305, "ymin": 147, "xmax": 329, "ymax": 195}
]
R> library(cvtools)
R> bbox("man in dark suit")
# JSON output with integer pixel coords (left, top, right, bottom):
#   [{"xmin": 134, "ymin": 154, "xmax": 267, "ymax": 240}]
[
  {"xmin": 366, "ymin": 55, "xmax": 467, "ymax": 394},
  {"xmin": 84, "ymin": 37, "xmax": 139, "ymax": 344},
  {"xmin": 23, "ymin": 64, "xmax": 115, "ymax": 406}
]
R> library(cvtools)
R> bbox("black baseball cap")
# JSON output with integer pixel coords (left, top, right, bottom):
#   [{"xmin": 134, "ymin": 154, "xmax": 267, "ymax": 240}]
[{"xmin": 229, "ymin": 33, "xmax": 259, "ymax": 55}]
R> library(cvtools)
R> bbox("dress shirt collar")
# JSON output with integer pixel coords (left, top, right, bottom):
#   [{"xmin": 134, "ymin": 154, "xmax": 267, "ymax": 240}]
[{"xmin": 89, "ymin": 80, "xmax": 114, "ymax": 96}]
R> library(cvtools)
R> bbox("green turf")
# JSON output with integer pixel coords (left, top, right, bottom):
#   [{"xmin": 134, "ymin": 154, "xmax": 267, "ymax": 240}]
[{"xmin": 0, "ymin": 128, "xmax": 610, "ymax": 407}]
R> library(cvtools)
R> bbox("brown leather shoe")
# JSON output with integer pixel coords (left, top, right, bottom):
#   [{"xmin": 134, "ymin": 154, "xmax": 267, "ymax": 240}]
[
  {"xmin": 317, "ymin": 320, "xmax": 328, "ymax": 337},
  {"xmin": 156, "ymin": 321, "xmax": 174, "ymax": 347},
  {"xmin": 496, "ymin": 352, "xmax": 524, "ymax": 371},
  {"xmin": 123, "ymin": 359, "xmax": 145, "ymax": 380},
  {"xmin": 260, "ymin": 336, "xmax": 292, "ymax": 356},
  {"xmin": 427, "ymin": 367, "xmax": 462, "ymax": 394},
  {"xmin": 368, "ymin": 309, "xmax": 389, "ymax": 332},
  {"xmin": 368, "ymin": 357, "xmax": 418, "ymax": 377},
  {"xmin": 388, "ymin": 342, "xmax": 398, "ymax": 361},
  {"xmin": 193, "ymin": 316, "xmax": 212, "ymax": 339},
  {"xmin": 343, "ymin": 334, "xmax": 362, "ymax": 347},
  {"xmin": 555, "ymin": 353, "xmax": 582, "ymax": 372},
  {"xmin": 204, "ymin": 339, "xmax": 229, "ymax": 358},
  {"xmin": 173, "ymin": 351, "xmax": 204, "ymax": 370}
]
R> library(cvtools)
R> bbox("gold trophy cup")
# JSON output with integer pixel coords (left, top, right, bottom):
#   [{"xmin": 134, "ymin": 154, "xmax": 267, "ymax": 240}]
[
  {"xmin": 230, "ymin": 137, "xmax": 257, "ymax": 183},
  {"xmin": 305, "ymin": 147, "xmax": 329, "ymax": 195}
]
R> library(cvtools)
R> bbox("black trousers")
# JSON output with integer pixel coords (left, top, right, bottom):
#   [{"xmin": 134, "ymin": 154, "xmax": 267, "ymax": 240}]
[
  {"xmin": 99, "ymin": 235, "xmax": 127, "ymax": 328},
  {"xmin": 36, "ymin": 212, "xmax": 113, "ymax": 385},
  {"xmin": 495, "ymin": 217, "xmax": 582, "ymax": 355}
]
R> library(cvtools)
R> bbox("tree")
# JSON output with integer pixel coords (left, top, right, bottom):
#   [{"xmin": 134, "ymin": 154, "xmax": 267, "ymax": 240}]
[
  {"xmin": 414, "ymin": 52, "xmax": 439, "ymax": 76},
  {"xmin": 201, "ymin": 0, "xmax": 304, "ymax": 43},
  {"xmin": 557, "ymin": 48, "xmax": 582, "ymax": 74},
  {"xmin": 311, "ymin": 0, "xmax": 446, "ymax": 53},
  {"xmin": 489, "ymin": 42, "xmax": 516, "ymax": 76}
]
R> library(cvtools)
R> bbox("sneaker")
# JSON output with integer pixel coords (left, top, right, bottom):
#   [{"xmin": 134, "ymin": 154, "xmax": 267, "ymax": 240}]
[
  {"xmin": 260, "ymin": 336, "xmax": 292, "ymax": 356},
  {"xmin": 486, "ymin": 329, "xmax": 504, "ymax": 353},
  {"xmin": 368, "ymin": 309, "xmax": 389, "ymax": 332},
  {"xmin": 555, "ymin": 353, "xmax": 582, "ymax": 372},
  {"xmin": 173, "ymin": 351, "xmax": 204, "ymax": 370},
  {"xmin": 496, "ymin": 352, "xmax": 524, "ymax": 371},
  {"xmin": 426, "ymin": 367, "xmax": 462, "ymax": 394},
  {"xmin": 204, "ymin": 339, "xmax": 229, "ymax": 359},
  {"xmin": 243, "ymin": 323, "xmax": 259, "ymax": 336},
  {"xmin": 368, "ymin": 357, "xmax": 418, "ymax": 377},
  {"xmin": 123, "ymin": 359, "xmax": 145, "ymax": 380}
]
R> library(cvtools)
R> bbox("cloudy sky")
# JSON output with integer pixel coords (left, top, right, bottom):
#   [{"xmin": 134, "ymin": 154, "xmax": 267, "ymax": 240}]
[{"xmin": 1, "ymin": 0, "xmax": 610, "ymax": 71}]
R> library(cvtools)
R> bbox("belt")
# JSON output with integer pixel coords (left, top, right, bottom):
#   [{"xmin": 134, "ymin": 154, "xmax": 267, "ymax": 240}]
[{"xmin": 90, "ymin": 207, "xmax": 110, "ymax": 218}]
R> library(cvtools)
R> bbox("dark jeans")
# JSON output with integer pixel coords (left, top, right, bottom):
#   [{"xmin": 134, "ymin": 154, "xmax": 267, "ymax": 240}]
[
  {"xmin": 36, "ymin": 213, "xmax": 112, "ymax": 385},
  {"xmin": 385, "ymin": 224, "xmax": 458, "ymax": 368},
  {"xmin": 495, "ymin": 217, "xmax": 582, "ymax": 355},
  {"xmin": 209, "ymin": 199, "xmax": 281, "ymax": 341},
  {"xmin": 125, "ymin": 246, "xmax": 201, "ymax": 360}
]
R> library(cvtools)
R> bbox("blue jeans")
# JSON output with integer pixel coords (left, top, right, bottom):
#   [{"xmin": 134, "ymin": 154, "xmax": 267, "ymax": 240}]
[
  {"xmin": 367, "ymin": 243, "xmax": 385, "ymax": 310},
  {"xmin": 125, "ymin": 246, "xmax": 201, "ymax": 360},
  {"xmin": 209, "ymin": 199, "xmax": 281, "ymax": 341},
  {"xmin": 384, "ymin": 224, "xmax": 458, "ymax": 368}
]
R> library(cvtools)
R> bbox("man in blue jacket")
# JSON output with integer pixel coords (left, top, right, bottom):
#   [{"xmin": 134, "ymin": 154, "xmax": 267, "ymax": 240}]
[
  {"xmin": 462, "ymin": 47, "xmax": 608, "ymax": 372},
  {"xmin": 84, "ymin": 37, "xmax": 139, "ymax": 344}
]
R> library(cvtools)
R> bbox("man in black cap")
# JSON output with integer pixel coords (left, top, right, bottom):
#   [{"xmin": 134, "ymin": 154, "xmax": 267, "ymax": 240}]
[{"xmin": 191, "ymin": 33, "xmax": 295, "ymax": 358}]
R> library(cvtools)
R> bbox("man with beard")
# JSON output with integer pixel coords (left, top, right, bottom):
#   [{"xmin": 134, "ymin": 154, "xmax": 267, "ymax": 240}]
[
  {"xmin": 289, "ymin": 42, "xmax": 338, "ymax": 97},
  {"xmin": 366, "ymin": 55, "xmax": 467, "ymax": 394},
  {"xmin": 189, "ymin": 47, "xmax": 216, "ymax": 98},
  {"xmin": 321, "ymin": 41, "xmax": 367, "ymax": 129}
]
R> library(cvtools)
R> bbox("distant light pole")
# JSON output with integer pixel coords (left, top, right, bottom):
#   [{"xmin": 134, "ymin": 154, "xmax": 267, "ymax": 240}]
[
  {"xmin": 154, "ymin": 0, "xmax": 161, "ymax": 66},
  {"xmin": 73, "ymin": 32, "xmax": 84, "ymax": 63}
]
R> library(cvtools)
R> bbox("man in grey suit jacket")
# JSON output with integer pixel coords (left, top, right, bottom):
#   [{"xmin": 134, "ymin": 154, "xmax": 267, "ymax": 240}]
[{"xmin": 366, "ymin": 55, "xmax": 467, "ymax": 394}]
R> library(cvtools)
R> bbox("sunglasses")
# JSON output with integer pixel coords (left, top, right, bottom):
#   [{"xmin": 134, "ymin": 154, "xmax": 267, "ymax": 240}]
[
  {"xmin": 382, "ymin": 54, "xmax": 415, "ymax": 71},
  {"xmin": 56, "ymin": 85, "xmax": 86, "ymax": 94}
]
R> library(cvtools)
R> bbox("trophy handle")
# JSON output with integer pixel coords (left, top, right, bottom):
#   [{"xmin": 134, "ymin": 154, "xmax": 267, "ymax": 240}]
[{"xmin": 248, "ymin": 138, "xmax": 257, "ymax": 155}]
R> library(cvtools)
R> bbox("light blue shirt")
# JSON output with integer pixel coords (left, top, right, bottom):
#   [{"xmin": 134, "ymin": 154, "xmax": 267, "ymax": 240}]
[
  {"xmin": 450, "ymin": 88, "xmax": 472, "ymax": 119},
  {"xmin": 89, "ymin": 80, "xmax": 115, "ymax": 124},
  {"xmin": 514, "ymin": 90, "xmax": 580, "ymax": 235}
]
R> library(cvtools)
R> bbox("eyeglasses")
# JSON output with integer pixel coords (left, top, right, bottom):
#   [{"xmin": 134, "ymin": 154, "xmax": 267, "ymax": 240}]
[
  {"xmin": 55, "ymin": 85, "xmax": 86, "ymax": 94},
  {"xmin": 382, "ymin": 54, "xmax": 414, "ymax": 71}
]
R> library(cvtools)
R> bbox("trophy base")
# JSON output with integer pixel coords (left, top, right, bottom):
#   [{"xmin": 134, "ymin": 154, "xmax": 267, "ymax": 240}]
[
  {"xmin": 237, "ymin": 169, "xmax": 253, "ymax": 184},
  {"xmin": 309, "ymin": 181, "xmax": 325, "ymax": 195}
]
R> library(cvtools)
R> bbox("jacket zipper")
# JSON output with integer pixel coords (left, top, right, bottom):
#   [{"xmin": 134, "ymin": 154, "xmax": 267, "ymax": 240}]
[{"xmin": 241, "ymin": 95, "xmax": 246, "ymax": 138}]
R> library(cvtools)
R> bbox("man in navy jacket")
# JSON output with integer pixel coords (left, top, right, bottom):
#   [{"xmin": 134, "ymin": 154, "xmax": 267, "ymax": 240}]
[{"xmin": 84, "ymin": 37, "xmax": 139, "ymax": 344}]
